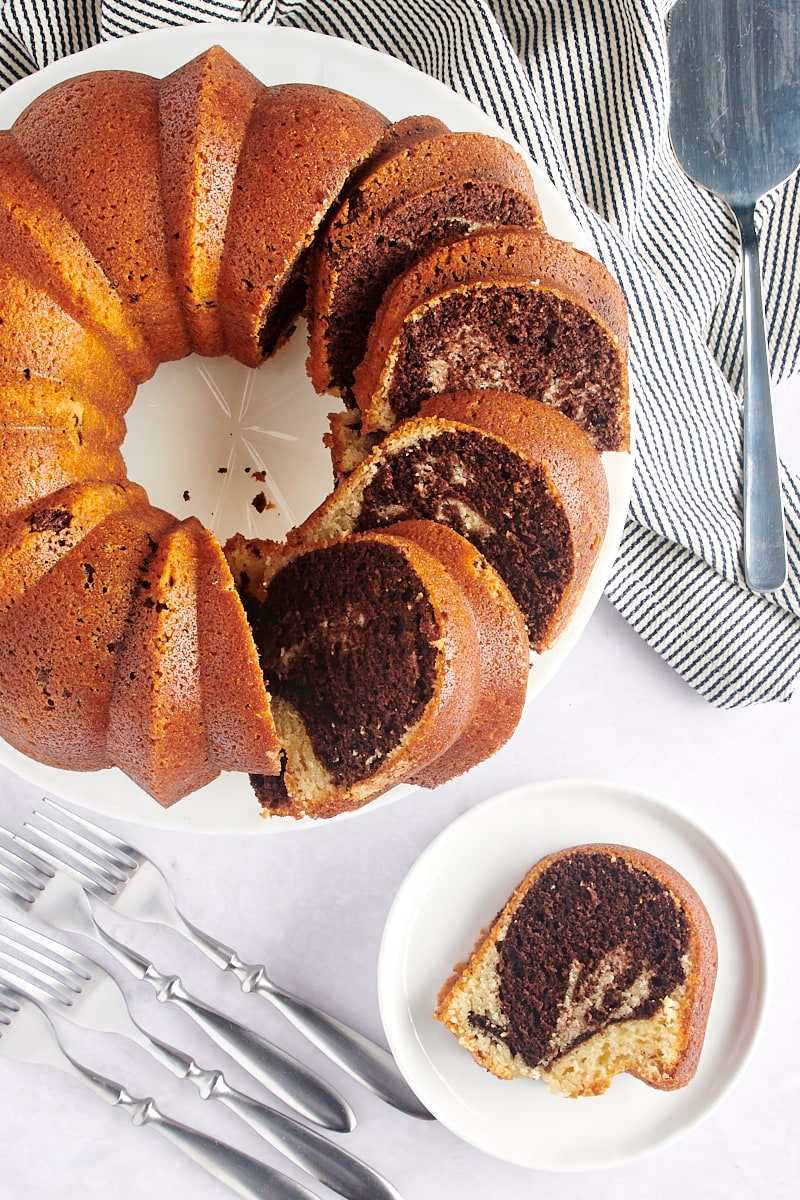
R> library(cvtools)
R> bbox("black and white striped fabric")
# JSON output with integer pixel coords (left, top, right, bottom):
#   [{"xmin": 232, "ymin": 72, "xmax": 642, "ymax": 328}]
[{"xmin": 1, "ymin": 0, "xmax": 798, "ymax": 707}]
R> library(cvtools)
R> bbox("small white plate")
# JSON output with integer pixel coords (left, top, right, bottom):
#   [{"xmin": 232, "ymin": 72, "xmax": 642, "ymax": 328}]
[
  {"xmin": 378, "ymin": 779, "xmax": 767, "ymax": 1171},
  {"xmin": 0, "ymin": 25, "xmax": 632, "ymax": 831}
]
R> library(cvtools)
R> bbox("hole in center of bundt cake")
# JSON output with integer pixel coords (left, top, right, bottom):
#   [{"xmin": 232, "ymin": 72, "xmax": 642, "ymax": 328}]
[
  {"xmin": 254, "ymin": 540, "xmax": 439, "ymax": 787},
  {"xmin": 121, "ymin": 332, "xmax": 334, "ymax": 543},
  {"xmin": 485, "ymin": 852, "xmax": 691, "ymax": 1070},
  {"xmin": 351, "ymin": 430, "xmax": 574, "ymax": 647}
]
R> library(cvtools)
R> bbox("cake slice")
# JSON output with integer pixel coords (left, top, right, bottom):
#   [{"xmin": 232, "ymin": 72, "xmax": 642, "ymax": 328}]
[
  {"xmin": 307, "ymin": 128, "xmax": 543, "ymax": 400},
  {"xmin": 436, "ymin": 844, "xmax": 718, "ymax": 1097},
  {"xmin": 379, "ymin": 520, "xmax": 529, "ymax": 786},
  {"xmin": 245, "ymin": 526, "xmax": 484, "ymax": 819},
  {"xmin": 287, "ymin": 392, "xmax": 609, "ymax": 652},
  {"xmin": 192, "ymin": 519, "xmax": 280, "ymax": 775},
  {"xmin": 352, "ymin": 228, "xmax": 630, "ymax": 452}
]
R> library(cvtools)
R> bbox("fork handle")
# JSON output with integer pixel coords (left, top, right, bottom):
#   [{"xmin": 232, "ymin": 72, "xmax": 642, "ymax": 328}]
[
  {"xmin": 158, "ymin": 977, "xmax": 356, "ymax": 1133},
  {"xmin": 734, "ymin": 201, "xmax": 788, "ymax": 592},
  {"xmin": 239, "ymin": 964, "xmax": 431, "ymax": 1120},
  {"xmin": 55, "ymin": 1047, "xmax": 321, "ymax": 1200},
  {"xmin": 175, "ymin": 918, "xmax": 431, "ymax": 1119},
  {"xmin": 214, "ymin": 1082, "xmax": 402, "ymax": 1200},
  {"xmin": 144, "ymin": 1104, "xmax": 321, "ymax": 1200}
]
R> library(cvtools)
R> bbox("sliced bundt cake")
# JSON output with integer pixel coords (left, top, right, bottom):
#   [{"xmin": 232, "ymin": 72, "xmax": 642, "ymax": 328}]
[
  {"xmin": 436, "ymin": 844, "xmax": 718, "ymax": 1097},
  {"xmin": 352, "ymin": 228, "xmax": 629, "ymax": 452},
  {"xmin": 307, "ymin": 129, "xmax": 543, "ymax": 399},
  {"xmin": 0, "ymin": 46, "xmax": 630, "ymax": 812}
]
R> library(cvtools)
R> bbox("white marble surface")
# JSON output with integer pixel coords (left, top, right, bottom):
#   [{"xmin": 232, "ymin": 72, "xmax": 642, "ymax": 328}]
[{"xmin": 0, "ymin": 375, "xmax": 798, "ymax": 1200}]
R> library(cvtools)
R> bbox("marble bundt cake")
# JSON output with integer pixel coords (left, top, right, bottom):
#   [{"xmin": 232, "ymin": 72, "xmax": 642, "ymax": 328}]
[
  {"xmin": 436, "ymin": 844, "xmax": 717, "ymax": 1097},
  {"xmin": 0, "ymin": 43, "xmax": 627, "ymax": 814},
  {"xmin": 353, "ymin": 227, "xmax": 630, "ymax": 452}
]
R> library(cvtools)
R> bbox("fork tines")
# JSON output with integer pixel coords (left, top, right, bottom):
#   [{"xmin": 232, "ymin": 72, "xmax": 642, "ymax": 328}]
[
  {"xmin": 0, "ymin": 838, "xmax": 50, "ymax": 905},
  {"xmin": 34, "ymin": 797, "xmax": 138, "ymax": 872},
  {"xmin": 14, "ymin": 815, "xmax": 120, "ymax": 897}
]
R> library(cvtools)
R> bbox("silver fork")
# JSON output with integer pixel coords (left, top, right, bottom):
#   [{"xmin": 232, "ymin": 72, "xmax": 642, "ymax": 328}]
[
  {"xmin": 24, "ymin": 796, "xmax": 430, "ymax": 1119},
  {"xmin": 0, "ymin": 910, "xmax": 400, "ymax": 1200},
  {"xmin": 0, "ymin": 828, "xmax": 354, "ymax": 1134},
  {"xmin": 0, "ymin": 979, "xmax": 321, "ymax": 1200}
]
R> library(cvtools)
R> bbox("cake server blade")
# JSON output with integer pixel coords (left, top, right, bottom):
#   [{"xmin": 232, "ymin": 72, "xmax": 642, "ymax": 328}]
[{"xmin": 668, "ymin": 0, "xmax": 800, "ymax": 591}]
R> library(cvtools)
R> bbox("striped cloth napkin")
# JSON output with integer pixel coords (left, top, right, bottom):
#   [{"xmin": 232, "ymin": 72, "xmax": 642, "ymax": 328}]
[{"xmin": 1, "ymin": 0, "xmax": 798, "ymax": 707}]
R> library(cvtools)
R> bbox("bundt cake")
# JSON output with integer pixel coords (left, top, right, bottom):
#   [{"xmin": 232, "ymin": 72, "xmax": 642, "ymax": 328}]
[
  {"xmin": 307, "ymin": 128, "xmax": 544, "ymax": 400},
  {"xmin": 352, "ymin": 228, "xmax": 630, "ymax": 452},
  {"xmin": 0, "ymin": 43, "xmax": 628, "ymax": 814},
  {"xmin": 248, "ymin": 524, "xmax": 489, "ymax": 820},
  {"xmin": 435, "ymin": 844, "xmax": 718, "ymax": 1097},
  {"xmin": 282, "ymin": 391, "xmax": 609, "ymax": 652}
]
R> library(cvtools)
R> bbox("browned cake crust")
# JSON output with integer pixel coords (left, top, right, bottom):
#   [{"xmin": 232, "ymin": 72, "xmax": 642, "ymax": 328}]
[
  {"xmin": 218, "ymin": 83, "xmax": 389, "ymax": 366},
  {"xmin": 159, "ymin": 45, "xmax": 263, "ymax": 357},
  {"xmin": 0, "ymin": 130, "xmax": 154, "ymax": 383},
  {"xmin": 13, "ymin": 69, "xmax": 191, "ymax": 366},
  {"xmin": 0, "ymin": 379, "xmax": 127, "ymax": 524},
  {"xmin": 436, "ymin": 844, "xmax": 718, "ymax": 1097},
  {"xmin": 353, "ymin": 227, "xmax": 630, "ymax": 451},
  {"xmin": 107, "ymin": 517, "xmax": 219, "ymax": 805},
  {"xmin": 0, "ymin": 499, "xmax": 175, "ymax": 773}
]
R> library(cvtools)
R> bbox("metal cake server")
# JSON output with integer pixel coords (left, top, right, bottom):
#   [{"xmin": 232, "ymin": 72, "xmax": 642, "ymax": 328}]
[{"xmin": 668, "ymin": 0, "xmax": 800, "ymax": 591}]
